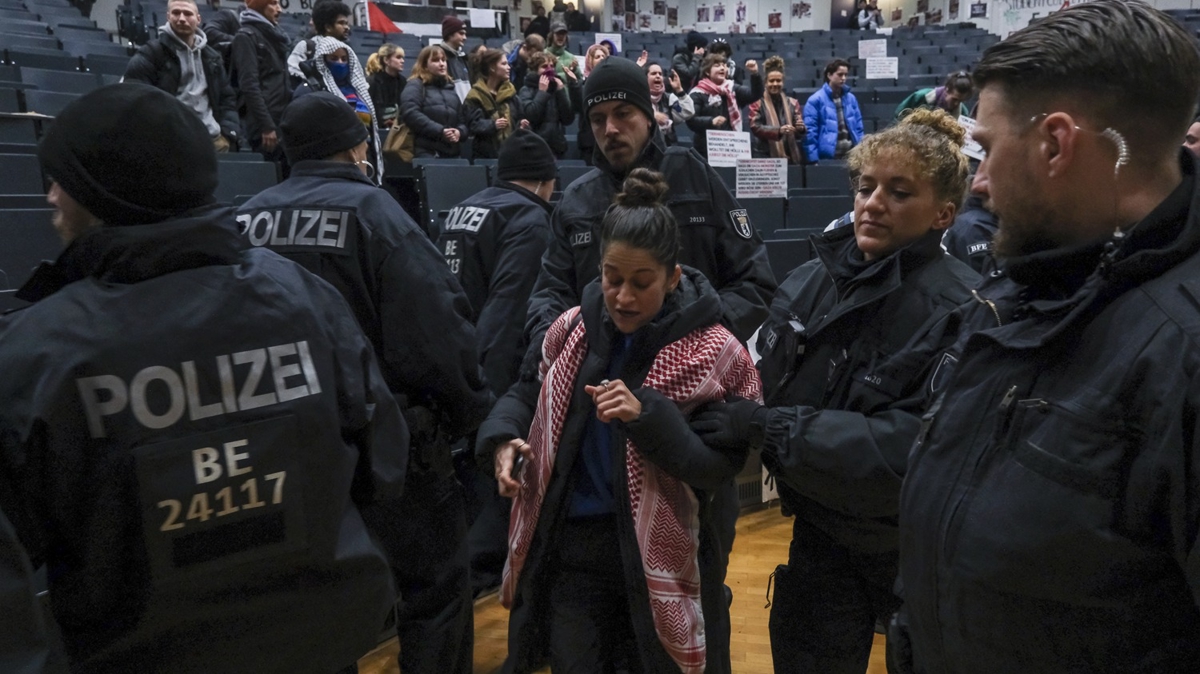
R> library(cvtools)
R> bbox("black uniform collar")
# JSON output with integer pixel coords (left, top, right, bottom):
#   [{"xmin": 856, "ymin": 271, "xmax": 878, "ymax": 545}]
[
  {"xmin": 289, "ymin": 160, "xmax": 376, "ymax": 186},
  {"xmin": 592, "ymin": 125, "xmax": 668, "ymax": 179},
  {"xmin": 813, "ymin": 223, "xmax": 946, "ymax": 293},
  {"xmin": 494, "ymin": 180, "xmax": 554, "ymax": 216},
  {"xmin": 16, "ymin": 205, "xmax": 246, "ymax": 303}
]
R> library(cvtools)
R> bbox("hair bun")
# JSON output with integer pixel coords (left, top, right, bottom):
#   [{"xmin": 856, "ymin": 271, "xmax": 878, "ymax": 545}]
[
  {"xmin": 899, "ymin": 108, "xmax": 966, "ymax": 148},
  {"xmin": 615, "ymin": 168, "xmax": 669, "ymax": 208},
  {"xmin": 763, "ymin": 55, "xmax": 785, "ymax": 74}
]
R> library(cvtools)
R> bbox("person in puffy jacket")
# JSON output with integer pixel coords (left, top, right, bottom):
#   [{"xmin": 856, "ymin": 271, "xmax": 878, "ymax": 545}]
[
  {"xmin": 401, "ymin": 45, "xmax": 468, "ymax": 158},
  {"xmin": 803, "ymin": 58, "xmax": 864, "ymax": 162},
  {"xmin": 686, "ymin": 52, "xmax": 762, "ymax": 158},
  {"xmin": 517, "ymin": 50, "xmax": 575, "ymax": 158}
]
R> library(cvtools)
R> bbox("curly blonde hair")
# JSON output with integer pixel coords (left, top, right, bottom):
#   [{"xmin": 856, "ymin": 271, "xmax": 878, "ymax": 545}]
[
  {"xmin": 848, "ymin": 108, "xmax": 970, "ymax": 208},
  {"xmin": 763, "ymin": 55, "xmax": 785, "ymax": 76}
]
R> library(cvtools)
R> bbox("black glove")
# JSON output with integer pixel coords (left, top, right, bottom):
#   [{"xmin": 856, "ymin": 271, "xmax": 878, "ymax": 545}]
[{"xmin": 689, "ymin": 396, "xmax": 768, "ymax": 453}]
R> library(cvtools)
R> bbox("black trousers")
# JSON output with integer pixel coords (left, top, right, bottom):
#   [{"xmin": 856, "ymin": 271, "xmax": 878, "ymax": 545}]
[
  {"xmin": 361, "ymin": 470, "xmax": 472, "ymax": 674},
  {"xmin": 466, "ymin": 468, "xmax": 510, "ymax": 597},
  {"xmin": 769, "ymin": 517, "xmax": 901, "ymax": 674},
  {"xmin": 547, "ymin": 516, "xmax": 644, "ymax": 674}
]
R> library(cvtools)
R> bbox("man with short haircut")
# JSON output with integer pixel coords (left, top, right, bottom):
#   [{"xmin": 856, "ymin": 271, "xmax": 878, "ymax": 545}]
[
  {"xmin": 524, "ymin": 4, "xmax": 548, "ymax": 39},
  {"xmin": 287, "ymin": 0, "xmax": 351, "ymax": 82},
  {"xmin": 125, "ymin": 0, "xmax": 239, "ymax": 152},
  {"xmin": 439, "ymin": 15, "xmax": 470, "ymax": 99},
  {"xmin": 201, "ymin": 0, "xmax": 241, "ymax": 64},
  {"xmin": 230, "ymin": 0, "xmax": 291, "ymax": 161},
  {"xmin": 507, "ymin": 33, "xmax": 543, "ymax": 86},
  {"xmin": 0, "ymin": 83, "xmax": 408, "ymax": 674},
  {"xmin": 892, "ymin": 1, "xmax": 1200, "ymax": 671}
]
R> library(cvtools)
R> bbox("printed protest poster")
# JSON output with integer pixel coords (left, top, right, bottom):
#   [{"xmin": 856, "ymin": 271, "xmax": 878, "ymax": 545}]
[
  {"xmin": 706, "ymin": 130, "xmax": 752, "ymax": 167},
  {"xmin": 865, "ymin": 57, "xmax": 899, "ymax": 79},
  {"xmin": 736, "ymin": 158, "xmax": 788, "ymax": 199}
]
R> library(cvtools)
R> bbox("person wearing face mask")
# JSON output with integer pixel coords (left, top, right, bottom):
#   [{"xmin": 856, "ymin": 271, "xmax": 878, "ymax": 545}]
[
  {"xmin": 239, "ymin": 91, "xmax": 493, "ymax": 674},
  {"xmin": 748, "ymin": 56, "xmax": 806, "ymax": 164},
  {"xmin": 517, "ymin": 50, "xmax": 575, "ymax": 159},
  {"xmin": 477, "ymin": 168, "xmax": 762, "ymax": 674},
  {"xmin": 401, "ymin": 45, "xmax": 469, "ymax": 158},
  {"xmin": 295, "ymin": 36, "xmax": 383, "ymax": 181},
  {"xmin": 686, "ymin": 52, "xmax": 762, "ymax": 158},
  {"xmin": 644, "ymin": 60, "xmax": 694, "ymax": 147},
  {"xmin": 894, "ymin": 71, "xmax": 974, "ymax": 122}
]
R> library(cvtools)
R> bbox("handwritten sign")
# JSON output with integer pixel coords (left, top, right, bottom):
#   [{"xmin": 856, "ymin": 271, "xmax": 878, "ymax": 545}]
[
  {"xmin": 706, "ymin": 130, "xmax": 752, "ymax": 167},
  {"xmin": 857, "ymin": 38, "xmax": 888, "ymax": 59},
  {"xmin": 958, "ymin": 115, "xmax": 985, "ymax": 160},
  {"xmin": 594, "ymin": 32, "xmax": 623, "ymax": 54},
  {"xmin": 736, "ymin": 158, "xmax": 788, "ymax": 199},
  {"xmin": 865, "ymin": 57, "xmax": 899, "ymax": 79}
]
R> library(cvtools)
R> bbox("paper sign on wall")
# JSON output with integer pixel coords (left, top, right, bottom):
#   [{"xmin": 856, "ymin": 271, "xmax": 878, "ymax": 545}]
[
  {"xmin": 876, "ymin": 26, "xmax": 894, "ymax": 35},
  {"xmin": 706, "ymin": 130, "xmax": 752, "ymax": 167},
  {"xmin": 865, "ymin": 57, "xmax": 899, "ymax": 79},
  {"xmin": 736, "ymin": 158, "xmax": 788, "ymax": 199},
  {"xmin": 958, "ymin": 115, "xmax": 985, "ymax": 160},
  {"xmin": 857, "ymin": 38, "xmax": 888, "ymax": 59},
  {"xmin": 468, "ymin": 8, "xmax": 496, "ymax": 29},
  {"xmin": 594, "ymin": 32, "xmax": 623, "ymax": 54}
]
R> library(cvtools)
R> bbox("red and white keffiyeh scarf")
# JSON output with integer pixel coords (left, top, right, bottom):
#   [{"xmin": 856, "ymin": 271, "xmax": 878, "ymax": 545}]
[
  {"xmin": 503, "ymin": 307, "xmax": 762, "ymax": 674},
  {"xmin": 693, "ymin": 77, "xmax": 741, "ymax": 132}
]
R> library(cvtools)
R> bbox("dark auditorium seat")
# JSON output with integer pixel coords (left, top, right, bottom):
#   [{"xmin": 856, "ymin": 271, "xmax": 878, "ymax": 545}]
[
  {"xmin": 741, "ymin": 197, "xmax": 786, "ymax": 239},
  {"xmin": 0, "ymin": 153, "xmax": 44, "ymax": 194},
  {"xmin": 804, "ymin": 163, "xmax": 852, "ymax": 191},
  {"xmin": 0, "ymin": 208, "xmax": 59, "ymax": 291},
  {"xmin": 764, "ymin": 237, "xmax": 814, "ymax": 279},
  {"xmin": 23, "ymin": 89, "xmax": 79, "ymax": 115},
  {"xmin": 787, "ymin": 194, "xmax": 853, "ymax": 230},
  {"xmin": 20, "ymin": 66, "xmax": 100, "ymax": 94},
  {"xmin": 5, "ymin": 49, "xmax": 80, "ymax": 71},
  {"xmin": 215, "ymin": 160, "xmax": 279, "ymax": 203},
  {"xmin": 421, "ymin": 163, "xmax": 488, "ymax": 237}
]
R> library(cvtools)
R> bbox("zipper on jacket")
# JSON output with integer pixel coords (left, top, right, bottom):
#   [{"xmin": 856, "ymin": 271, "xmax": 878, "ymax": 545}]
[{"xmin": 971, "ymin": 288, "xmax": 1003, "ymax": 327}]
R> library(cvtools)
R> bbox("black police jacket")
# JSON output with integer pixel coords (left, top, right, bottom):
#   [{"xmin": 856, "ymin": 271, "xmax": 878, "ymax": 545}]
[
  {"xmin": 0, "ymin": 505, "xmax": 60, "ymax": 673},
  {"xmin": 238, "ymin": 161, "xmax": 493, "ymax": 440},
  {"xmin": 524, "ymin": 129, "xmax": 777, "ymax": 364},
  {"xmin": 230, "ymin": 18, "xmax": 292, "ymax": 140},
  {"xmin": 940, "ymin": 194, "xmax": 998, "ymax": 274},
  {"xmin": 437, "ymin": 181, "xmax": 551, "ymax": 398},
  {"xmin": 898, "ymin": 151, "xmax": 1200, "ymax": 673},
  {"xmin": 0, "ymin": 207, "xmax": 408, "ymax": 674},
  {"xmin": 123, "ymin": 37, "xmax": 240, "ymax": 142},
  {"xmin": 756, "ymin": 226, "xmax": 976, "ymax": 553}
]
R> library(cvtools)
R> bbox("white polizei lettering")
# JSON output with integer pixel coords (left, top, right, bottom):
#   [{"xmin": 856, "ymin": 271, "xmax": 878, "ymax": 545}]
[
  {"xmin": 247, "ymin": 211, "xmax": 275, "ymax": 247},
  {"xmin": 232, "ymin": 349, "xmax": 278, "ymax": 411},
  {"xmin": 216, "ymin": 355, "xmax": 238, "ymax": 414},
  {"xmin": 294, "ymin": 210, "xmax": 320, "ymax": 246},
  {"xmin": 235, "ymin": 213, "xmax": 252, "ymax": 235},
  {"xmin": 296, "ymin": 340, "xmax": 322, "ymax": 395},
  {"xmin": 77, "ymin": 375, "xmax": 128, "ymax": 439},
  {"xmin": 443, "ymin": 206, "xmax": 490, "ymax": 233},
  {"xmin": 270, "ymin": 211, "xmax": 291, "ymax": 246},
  {"xmin": 317, "ymin": 211, "xmax": 340, "ymax": 247},
  {"xmin": 467, "ymin": 207, "xmax": 488, "ymax": 231},
  {"xmin": 193, "ymin": 446, "xmax": 222, "ymax": 484},
  {"xmin": 223, "ymin": 439, "xmax": 252, "ymax": 477},
  {"xmin": 182, "ymin": 360, "xmax": 225, "ymax": 420},
  {"xmin": 241, "ymin": 209, "xmax": 351, "ymax": 249},
  {"xmin": 268, "ymin": 343, "xmax": 309, "ymax": 402},
  {"xmin": 129, "ymin": 366, "xmax": 186, "ymax": 430},
  {"xmin": 336, "ymin": 212, "xmax": 349, "ymax": 248}
]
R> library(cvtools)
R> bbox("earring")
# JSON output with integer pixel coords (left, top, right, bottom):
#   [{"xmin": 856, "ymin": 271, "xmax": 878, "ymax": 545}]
[{"xmin": 356, "ymin": 159, "xmax": 376, "ymax": 179}]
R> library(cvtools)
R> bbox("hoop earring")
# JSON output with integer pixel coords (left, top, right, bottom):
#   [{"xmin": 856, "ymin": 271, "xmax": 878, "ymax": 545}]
[{"xmin": 356, "ymin": 159, "xmax": 376, "ymax": 180}]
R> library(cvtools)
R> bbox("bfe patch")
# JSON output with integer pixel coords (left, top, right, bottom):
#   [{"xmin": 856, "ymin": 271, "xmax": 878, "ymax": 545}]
[{"xmin": 729, "ymin": 209, "xmax": 754, "ymax": 240}]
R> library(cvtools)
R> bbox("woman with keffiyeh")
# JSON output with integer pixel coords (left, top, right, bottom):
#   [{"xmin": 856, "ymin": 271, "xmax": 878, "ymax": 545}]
[
  {"xmin": 748, "ymin": 56, "xmax": 806, "ymax": 164},
  {"xmin": 685, "ymin": 52, "xmax": 762, "ymax": 158},
  {"xmin": 477, "ymin": 169, "xmax": 761, "ymax": 674},
  {"xmin": 294, "ymin": 35, "xmax": 383, "ymax": 182}
]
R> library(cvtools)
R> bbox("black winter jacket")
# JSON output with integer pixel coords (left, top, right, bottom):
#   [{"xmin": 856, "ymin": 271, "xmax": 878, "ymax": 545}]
[
  {"xmin": 229, "ymin": 18, "xmax": 292, "ymax": 142},
  {"xmin": 897, "ymin": 152, "xmax": 1200, "ymax": 673},
  {"xmin": 671, "ymin": 47, "xmax": 703, "ymax": 91},
  {"xmin": 756, "ymin": 226, "xmax": 977, "ymax": 553},
  {"xmin": 202, "ymin": 8, "xmax": 240, "ymax": 61},
  {"xmin": 524, "ymin": 129, "xmax": 777, "ymax": 359},
  {"xmin": 368, "ymin": 69, "xmax": 405, "ymax": 129},
  {"xmin": 0, "ymin": 207, "xmax": 408, "ymax": 674},
  {"xmin": 437, "ymin": 182, "xmax": 551, "ymax": 397},
  {"xmin": 478, "ymin": 269, "xmax": 743, "ymax": 674},
  {"xmin": 686, "ymin": 74, "xmax": 763, "ymax": 157},
  {"xmin": 123, "ymin": 36, "xmax": 240, "ymax": 142},
  {"xmin": 517, "ymin": 71, "xmax": 575, "ymax": 158},
  {"xmin": 237, "ymin": 161, "xmax": 492, "ymax": 442},
  {"xmin": 400, "ymin": 75, "xmax": 468, "ymax": 158},
  {"xmin": 940, "ymin": 194, "xmax": 998, "ymax": 274}
]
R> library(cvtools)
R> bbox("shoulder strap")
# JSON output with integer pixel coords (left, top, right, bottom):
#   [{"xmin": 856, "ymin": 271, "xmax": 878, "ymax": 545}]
[{"xmin": 305, "ymin": 37, "xmax": 315, "ymax": 61}]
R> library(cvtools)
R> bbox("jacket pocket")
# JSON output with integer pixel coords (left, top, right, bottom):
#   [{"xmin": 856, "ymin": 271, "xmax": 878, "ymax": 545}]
[{"xmin": 1007, "ymin": 399, "xmax": 1136, "ymax": 499}]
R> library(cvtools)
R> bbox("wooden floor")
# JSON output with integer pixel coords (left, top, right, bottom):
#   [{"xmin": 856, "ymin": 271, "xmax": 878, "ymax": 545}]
[{"xmin": 358, "ymin": 504, "xmax": 887, "ymax": 673}]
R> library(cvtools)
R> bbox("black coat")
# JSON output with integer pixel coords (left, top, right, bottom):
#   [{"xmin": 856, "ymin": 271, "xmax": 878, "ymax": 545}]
[
  {"xmin": 368, "ymin": 69, "xmax": 405, "ymax": 128},
  {"xmin": 671, "ymin": 47, "xmax": 703, "ymax": 91},
  {"xmin": 400, "ymin": 76, "xmax": 468, "ymax": 158},
  {"xmin": 437, "ymin": 182, "xmax": 551, "ymax": 397},
  {"xmin": 517, "ymin": 71, "xmax": 575, "ymax": 158},
  {"xmin": 897, "ymin": 152, "xmax": 1200, "ymax": 674},
  {"xmin": 123, "ymin": 36, "xmax": 240, "ymax": 142},
  {"xmin": 0, "ymin": 206, "xmax": 407, "ymax": 674},
  {"xmin": 524, "ymin": 15, "xmax": 549, "ymax": 38},
  {"xmin": 202, "ymin": 7, "xmax": 240, "ymax": 62},
  {"xmin": 686, "ymin": 74, "xmax": 763, "ymax": 157},
  {"xmin": 477, "ymin": 268, "xmax": 744, "ymax": 674},
  {"xmin": 940, "ymin": 194, "xmax": 999, "ymax": 274},
  {"xmin": 229, "ymin": 18, "xmax": 292, "ymax": 141},
  {"xmin": 756, "ymin": 226, "xmax": 977, "ymax": 554}
]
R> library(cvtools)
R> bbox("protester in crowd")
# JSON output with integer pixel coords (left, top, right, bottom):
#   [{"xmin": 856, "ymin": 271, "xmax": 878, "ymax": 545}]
[
  {"xmin": 565, "ymin": 1, "xmax": 589, "ymax": 31},
  {"xmin": 672, "ymin": 30, "xmax": 707, "ymax": 91},
  {"xmin": 465, "ymin": 48, "xmax": 519, "ymax": 160},
  {"xmin": 0, "ymin": 82, "xmax": 408, "ymax": 674},
  {"xmin": 241, "ymin": 92, "xmax": 491, "ymax": 674},
  {"xmin": 546, "ymin": 20, "xmax": 583, "ymax": 85},
  {"xmin": 401, "ymin": 45, "xmax": 468, "ymax": 159},
  {"xmin": 479, "ymin": 168, "xmax": 762, "ymax": 674},
  {"xmin": 849, "ymin": 0, "xmax": 866, "ymax": 29},
  {"xmin": 892, "ymin": 2, "xmax": 1200, "ymax": 671},
  {"xmin": 645, "ymin": 60, "xmax": 694, "ymax": 147},
  {"xmin": 286, "ymin": 0, "xmax": 350, "ymax": 84},
  {"xmin": 440, "ymin": 15, "xmax": 471, "ymax": 100},
  {"xmin": 692, "ymin": 108, "xmax": 978, "ymax": 674},
  {"xmin": 686, "ymin": 52, "xmax": 762, "ymax": 158},
  {"xmin": 506, "ymin": 33, "xmax": 544, "ymax": 86},
  {"xmin": 366, "ymin": 44, "xmax": 405, "ymax": 129},
  {"xmin": 293, "ymin": 36, "xmax": 382, "ymax": 180},
  {"xmin": 803, "ymin": 58, "xmax": 864, "ymax": 162},
  {"xmin": 467, "ymin": 43, "xmax": 489, "ymax": 83},
  {"xmin": 124, "ymin": 0, "xmax": 239, "ymax": 152},
  {"xmin": 229, "ymin": 0, "xmax": 291, "ymax": 163},
  {"xmin": 894, "ymin": 71, "xmax": 974, "ymax": 121},
  {"xmin": 575, "ymin": 43, "xmax": 608, "ymax": 163},
  {"xmin": 525, "ymin": 4, "xmax": 549, "ymax": 39},
  {"xmin": 858, "ymin": 1, "xmax": 883, "ymax": 29},
  {"xmin": 748, "ymin": 55, "xmax": 806, "ymax": 164},
  {"xmin": 201, "ymin": 0, "xmax": 241, "ymax": 64},
  {"xmin": 707, "ymin": 38, "xmax": 743, "ymax": 86},
  {"xmin": 582, "ymin": 43, "xmax": 607, "ymax": 77},
  {"xmin": 1186, "ymin": 113, "xmax": 1200, "ymax": 154},
  {"xmin": 941, "ymin": 186, "xmax": 999, "ymax": 273},
  {"xmin": 518, "ymin": 51, "xmax": 575, "ymax": 159}
]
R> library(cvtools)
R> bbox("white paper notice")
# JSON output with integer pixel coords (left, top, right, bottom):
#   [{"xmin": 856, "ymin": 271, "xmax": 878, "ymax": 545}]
[
  {"xmin": 857, "ymin": 38, "xmax": 888, "ymax": 59},
  {"xmin": 594, "ymin": 32, "xmax": 623, "ymax": 54},
  {"xmin": 958, "ymin": 115, "xmax": 985, "ymax": 160},
  {"xmin": 706, "ymin": 130, "xmax": 752, "ymax": 167},
  {"xmin": 876, "ymin": 26, "xmax": 894, "ymax": 35},
  {"xmin": 468, "ymin": 8, "xmax": 495, "ymax": 29},
  {"xmin": 736, "ymin": 158, "xmax": 787, "ymax": 199},
  {"xmin": 865, "ymin": 57, "xmax": 899, "ymax": 79}
]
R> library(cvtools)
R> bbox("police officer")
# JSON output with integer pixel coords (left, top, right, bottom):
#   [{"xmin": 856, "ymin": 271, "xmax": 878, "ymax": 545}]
[
  {"xmin": 436, "ymin": 129, "xmax": 556, "ymax": 597},
  {"xmin": 0, "ymin": 83, "xmax": 408, "ymax": 673},
  {"xmin": 940, "ymin": 189, "xmax": 998, "ymax": 274},
  {"xmin": 0, "ymin": 505, "xmax": 61, "ymax": 673},
  {"xmin": 238, "ymin": 92, "xmax": 493, "ymax": 674}
]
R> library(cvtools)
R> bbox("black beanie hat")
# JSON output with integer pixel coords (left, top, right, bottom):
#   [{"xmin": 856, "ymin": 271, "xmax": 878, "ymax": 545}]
[
  {"xmin": 280, "ymin": 92, "xmax": 369, "ymax": 164},
  {"xmin": 583, "ymin": 57, "xmax": 654, "ymax": 122},
  {"xmin": 38, "ymin": 82, "xmax": 217, "ymax": 225},
  {"xmin": 686, "ymin": 31, "xmax": 708, "ymax": 51},
  {"xmin": 442, "ymin": 15, "xmax": 465, "ymax": 40},
  {"xmin": 497, "ymin": 130, "xmax": 557, "ymax": 182}
]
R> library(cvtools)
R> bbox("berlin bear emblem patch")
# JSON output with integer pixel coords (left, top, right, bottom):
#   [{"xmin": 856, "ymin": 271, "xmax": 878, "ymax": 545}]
[{"xmin": 729, "ymin": 209, "xmax": 754, "ymax": 240}]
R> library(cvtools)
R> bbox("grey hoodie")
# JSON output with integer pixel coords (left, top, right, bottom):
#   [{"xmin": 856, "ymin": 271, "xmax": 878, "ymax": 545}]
[{"xmin": 159, "ymin": 24, "xmax": 220, "ymax": 137}]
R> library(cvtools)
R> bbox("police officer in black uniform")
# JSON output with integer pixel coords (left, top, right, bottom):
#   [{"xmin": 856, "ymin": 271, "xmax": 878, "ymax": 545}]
[
  {"xmin": 0, "ymin": 505, "xmax": 61, "ymax": 673},
  {"xmin": 238, "ymin": 92, "xmax": 493, "ymax": 674},
  {"xmin": 436, "ymin": 129, "xmax": 556, "ymax": 597},
  {"xmin": 0, "ymin": 83, "xmax": 408, "ymax": 673}
]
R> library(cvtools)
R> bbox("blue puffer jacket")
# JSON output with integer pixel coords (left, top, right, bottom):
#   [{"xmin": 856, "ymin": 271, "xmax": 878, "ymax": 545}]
[{"xmin": 802, "ymin": 83, "xmax": 864, "ymax": 163}]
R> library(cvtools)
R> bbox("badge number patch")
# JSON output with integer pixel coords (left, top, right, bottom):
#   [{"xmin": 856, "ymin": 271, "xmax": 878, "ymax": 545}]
[{"xmin": 729, "ymin": 209, "xmax": 754, "ymax": 240}]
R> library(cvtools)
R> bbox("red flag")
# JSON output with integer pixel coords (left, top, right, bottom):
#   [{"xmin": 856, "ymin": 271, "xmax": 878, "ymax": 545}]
[
  {"xmin": 1059, "ymin": 0, "xmax": 1070, "ymax": 9},
  {"xmin": 367, "ymin": 2, "xmax": 403, "ymax": 33}
]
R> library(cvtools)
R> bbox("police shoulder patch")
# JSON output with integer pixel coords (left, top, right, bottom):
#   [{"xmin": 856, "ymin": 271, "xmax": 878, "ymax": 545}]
[
  {"xmin": 729, "ymin": 208, "xmax": 754, "ymax": 240},
  {"xmin": 928, "ymin": 352, "xmax": 958, "ymax": 395}
]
